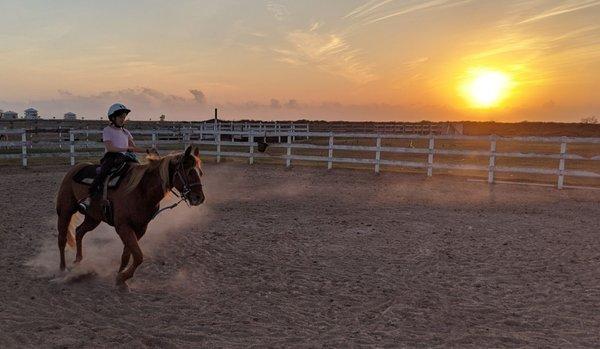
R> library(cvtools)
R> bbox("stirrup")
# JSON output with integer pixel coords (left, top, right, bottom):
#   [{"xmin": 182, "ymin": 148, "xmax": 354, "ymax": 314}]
[{"xmin": 78, "ymin": 197, "xmax": 91, "ymax": 212}]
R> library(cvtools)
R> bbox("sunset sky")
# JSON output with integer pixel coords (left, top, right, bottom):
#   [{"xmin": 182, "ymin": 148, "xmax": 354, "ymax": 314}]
[{"xmin": 1, "ymin": 0, "xmax": 599, "ymax": 122}]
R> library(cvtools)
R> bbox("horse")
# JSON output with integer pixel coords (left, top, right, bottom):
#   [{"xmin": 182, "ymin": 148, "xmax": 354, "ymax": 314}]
[{"xmin": 55, "ymin": 146, "xmax": 205, "ymax": 287}]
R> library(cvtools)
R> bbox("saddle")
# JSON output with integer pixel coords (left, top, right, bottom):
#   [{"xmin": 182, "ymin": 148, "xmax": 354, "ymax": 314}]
[
  {"xmin": 72, "ymin": 162, "xmax": 130, "ymax": 188},
  {"xmin": 73, "ymin": 162, "xmax": 131, "ymax": 226}
]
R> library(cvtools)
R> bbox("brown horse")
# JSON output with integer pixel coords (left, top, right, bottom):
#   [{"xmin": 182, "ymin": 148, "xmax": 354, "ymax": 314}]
[{"xmin": 55, "ymin": 146, "xmax": 205, "ymax": 287}]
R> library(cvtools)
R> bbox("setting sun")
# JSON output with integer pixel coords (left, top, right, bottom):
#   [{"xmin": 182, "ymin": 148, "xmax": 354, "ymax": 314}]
[{"xmin": 460, "ymin": 69, "xmax": 512, "ymax": 108}]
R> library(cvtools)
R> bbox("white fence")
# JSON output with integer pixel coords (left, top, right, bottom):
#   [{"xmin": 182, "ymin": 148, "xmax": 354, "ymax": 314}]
[
  {"xmin": 198, "ymin": 121, "xmax": 309, "ymax": 134},
  {"xmin": 1, "ymin": 128, "xmax": 599, "ymax": 189}
]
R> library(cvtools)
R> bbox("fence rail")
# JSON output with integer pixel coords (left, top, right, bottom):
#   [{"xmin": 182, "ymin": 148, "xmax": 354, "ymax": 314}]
[{"xmin": 1, "ymin": 128, "xmax": 599, "ymax": 189}]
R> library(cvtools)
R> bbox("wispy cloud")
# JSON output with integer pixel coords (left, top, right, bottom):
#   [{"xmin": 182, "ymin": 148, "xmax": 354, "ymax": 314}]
[
  {"xmin": 465, "ymin": 25, "xmax": 600, "ymax": 61},
  {"xmin": 460, "ymin": 23, "xmax": 600, "ymax": 87},
  {"xmin": 266, "ymin": 1, "xmax": 290, "ymax": 21},
  {"xmin": 274, "ymin": 28, "xmax": 376, "ymax": 84},
  {"xmin": 345, "ymin": 0, "xmax": 395, "ymax": 19},
  {"xmin": 519, "ymin": 0, "xmax": 600, "ymax": 24},
  {"xmin": 345, "ymin": 0, "xmax": 474, "ymax": 25}
]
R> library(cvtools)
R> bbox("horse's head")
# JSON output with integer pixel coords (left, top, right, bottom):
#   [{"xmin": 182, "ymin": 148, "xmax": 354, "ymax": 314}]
[{"xmin": 171, "ymin": 146, "xmax": 205, "ymax": 206}]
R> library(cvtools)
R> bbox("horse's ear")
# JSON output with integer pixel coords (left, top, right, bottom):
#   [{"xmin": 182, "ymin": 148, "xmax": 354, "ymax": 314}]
[
  {"xmin": 193, "ymin": 147, "xmax": 200, "ymax": 157},
  {"xmin": 184, "ymin": 145, "xmax": 192, "ymax": 157}
]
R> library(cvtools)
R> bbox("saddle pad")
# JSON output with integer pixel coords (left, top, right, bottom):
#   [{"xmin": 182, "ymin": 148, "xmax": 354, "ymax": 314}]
[{"xmin": 72, "ymin": 163, "xmax": 129, "ymax": 188}]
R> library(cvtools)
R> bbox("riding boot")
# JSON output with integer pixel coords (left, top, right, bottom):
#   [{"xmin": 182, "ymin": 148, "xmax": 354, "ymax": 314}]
[{"xmin": 79, "ymin": 177, "xmax": 104, "ymax": 212}]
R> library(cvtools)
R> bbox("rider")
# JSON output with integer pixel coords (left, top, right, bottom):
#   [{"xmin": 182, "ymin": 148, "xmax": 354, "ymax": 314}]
[{"xmin": 79, "ymin": 103, "xmax": 149, "ymax": 211}]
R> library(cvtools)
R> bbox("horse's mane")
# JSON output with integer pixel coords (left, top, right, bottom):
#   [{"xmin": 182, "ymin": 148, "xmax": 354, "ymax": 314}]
[{"xmin": 122, "ymin": 153, "xmax": 180, "ymax": 194}]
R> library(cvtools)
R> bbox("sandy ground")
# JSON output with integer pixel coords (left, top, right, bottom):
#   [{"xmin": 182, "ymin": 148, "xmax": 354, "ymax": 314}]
[{"xmin": 1, "ymin": 162, "xmax": 600, "ymax": 348}]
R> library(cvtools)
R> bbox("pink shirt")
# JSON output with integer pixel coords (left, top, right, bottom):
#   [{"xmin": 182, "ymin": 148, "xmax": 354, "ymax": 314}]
[{"xmin": 102, "ymin": 126, "xmax": 133, "ymax": 154}]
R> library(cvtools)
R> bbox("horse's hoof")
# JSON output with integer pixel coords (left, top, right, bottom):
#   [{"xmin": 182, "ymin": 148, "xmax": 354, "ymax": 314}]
[{"xmin": 116, "ymin": 281, "xmax": 130, "ymax": 292}]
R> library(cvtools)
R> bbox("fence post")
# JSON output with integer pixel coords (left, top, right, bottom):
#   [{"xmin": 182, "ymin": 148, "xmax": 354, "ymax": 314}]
[
  {"xmin": 286, "ymin": 134, "xmax": 292, "ymax": 168},
  {"xmin": 558, "ymin": 138, "xmax": 567, "ymax": 189},
  {"xmin": 249, "ymin": 134, "xmax": 254, "ymax": 165},
  {"xmin": 276, "ymin": 122, "xmax": 281, "ymax": 143},
  {"xmin": 85, "ymin": 126, "xmax": 89, "ymax": 149},
  {"xmin": 69, "ymin": 131, "xmax": 75, "ymax": 166},
  {"xmin": 488, "ymin": 135, "xmax": 497, "ymax": 184},
  {"xmin": 216, "ymin": 130, "xmax": 221, "ymax": 163},
  {"xmin": 21, "ymin": 130, "xmax": 27, "ymax": 168},
  {"xmin": 181, "ymin": 128, "xmax": 186, "ymax": 150},
  {"xmin": 327, "ymin": 132, "xmax": 334, "ymax": 170},
  {"xmin": 151, "ymin": 131, "xmax": 157, "ymax": 149},
  {"xmin": 427, "ymin": 134, "xmax": 435, "ymax": 177},
  {"xmin": 375, "ymin": 136, "xmax": 381, "ymax": 173},
  {"xmin": 58, "ymin": 125, "xmax": 62, "ymax": 149}
]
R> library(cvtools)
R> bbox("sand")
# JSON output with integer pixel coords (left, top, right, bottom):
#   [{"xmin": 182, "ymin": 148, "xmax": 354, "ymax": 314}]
[{"xmin": 1, "ymin": 162, "xmax": 599, "ymax": 348}]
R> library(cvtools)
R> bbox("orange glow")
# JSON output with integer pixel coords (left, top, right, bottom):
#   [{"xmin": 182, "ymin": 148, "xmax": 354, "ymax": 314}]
[{"xmin": 459, "ymin": 68, "xmax": 513, "ymax": 108}]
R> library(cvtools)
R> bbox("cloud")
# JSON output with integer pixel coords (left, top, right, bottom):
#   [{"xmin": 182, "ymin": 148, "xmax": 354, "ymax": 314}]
[
  {"xmin": 3, "ymin": 86, "xmax": 596, "ymax": 122},
  {"xmin": 284, "ymin": 99, "xmax": 300, "ymax": 109},
  {"xmin": 270, "ymin": 98, "xmax": 281, "ymax": 109},
  {"xmin": 189, "ymin": 89, "xmax": 207, "ymax": 105},
  {"xmin": 345, "ymin": 0, "xmax": 474, "ymax": 25},
  {"xmin": 1, "ymin": 87, "xmax": 210, "ymax": 119},
  {"xmin": 345, "ymin": 0, "xmax": 396, "ymax": 19},
  {"xmin": 275, "ymin": 28, "xmax": 376, "ymax": 84},
  {"xmin": 519, "ymin": 0, "xmax": 600, "ymax": 24},
  {"xmin": 266, "ymin": 2, "xmax": 290, "ymax": 21},
  {"xmin": 462, "ymin": 25, "xmax": 600, "ymax": 79}
]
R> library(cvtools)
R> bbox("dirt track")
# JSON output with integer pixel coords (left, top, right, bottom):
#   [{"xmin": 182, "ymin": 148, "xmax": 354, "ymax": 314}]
[{"xmin": 1, "ymin": 162, "xmax": 600, "ymax": 348}]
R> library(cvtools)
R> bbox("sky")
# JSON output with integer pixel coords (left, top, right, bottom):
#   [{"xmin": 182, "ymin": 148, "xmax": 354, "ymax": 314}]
[{"xmin": 1, "ymin": 0, "xmax": 599, "ymax": 122}]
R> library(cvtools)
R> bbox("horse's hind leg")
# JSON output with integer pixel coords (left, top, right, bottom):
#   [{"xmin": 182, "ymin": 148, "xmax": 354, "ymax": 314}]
[
  {"xmin": 74, "ymin": 215, "xmax": 101, "ymax": 263},
  {"xmin": 57, "ymin": 209, "xmax": 75, "ymax": 271},
  {"xmin": 118, "ymin": 246, "xmax": 130, "ymax": 273}
]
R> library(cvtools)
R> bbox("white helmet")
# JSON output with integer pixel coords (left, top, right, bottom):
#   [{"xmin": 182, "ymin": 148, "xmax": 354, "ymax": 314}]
[{"xmin": 107, "ymin": 103, "xmax": 131, "ymax": 119}]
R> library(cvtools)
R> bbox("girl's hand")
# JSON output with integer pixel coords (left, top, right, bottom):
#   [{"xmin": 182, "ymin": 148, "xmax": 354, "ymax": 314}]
[{"xmin": 146, "ymin": 147, "xmax": 160, "ymax": 156}]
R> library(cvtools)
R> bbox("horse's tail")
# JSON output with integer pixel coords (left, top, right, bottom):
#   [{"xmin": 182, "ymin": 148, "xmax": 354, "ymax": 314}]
[{"xmin": 56, "ymin": 163, "xmax": 88, "ymax": 249}]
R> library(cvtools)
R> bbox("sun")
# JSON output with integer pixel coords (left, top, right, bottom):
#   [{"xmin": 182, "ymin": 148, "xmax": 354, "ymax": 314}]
[{"xmin": 460, "ymin": 68, "xmax": 512, "ymax": 108}]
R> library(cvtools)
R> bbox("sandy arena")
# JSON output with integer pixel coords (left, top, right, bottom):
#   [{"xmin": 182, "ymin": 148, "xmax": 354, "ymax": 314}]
[{"xmin": 1, "ymin": 162, "xmax": 599, "ymax": 347}]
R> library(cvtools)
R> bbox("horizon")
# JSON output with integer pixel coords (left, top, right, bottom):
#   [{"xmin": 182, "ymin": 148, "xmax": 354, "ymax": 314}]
[{"xmin": 1, "ymin": 1, "xmax": 599, "ymax": 122}]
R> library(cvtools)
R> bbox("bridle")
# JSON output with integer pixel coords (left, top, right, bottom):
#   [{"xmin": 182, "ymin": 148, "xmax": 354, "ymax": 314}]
[
  {"xmin": 170, "ymin": 157, "xmax": 203, "ymax": 205},
  {"xmin": 151, "ymin": 156, "xmax": 203, "ymax": 219}
]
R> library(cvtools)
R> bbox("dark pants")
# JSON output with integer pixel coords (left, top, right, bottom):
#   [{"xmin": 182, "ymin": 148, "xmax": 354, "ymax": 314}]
[{"xmin": 89, "ymin": 152, "xmax": 139, "ymax": 198}]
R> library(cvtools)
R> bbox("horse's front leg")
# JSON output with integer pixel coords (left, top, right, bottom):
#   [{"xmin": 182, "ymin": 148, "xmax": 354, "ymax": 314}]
[
  {"xmin": 117, "ymin": 224, "xmax": 147, "ymax": 273},
  {"xmin": 115, "ymin": 225, "xmax": 143, "ymax": 286}
]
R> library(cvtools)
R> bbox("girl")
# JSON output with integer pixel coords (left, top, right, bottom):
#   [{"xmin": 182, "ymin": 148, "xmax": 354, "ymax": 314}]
[{"xmin": 79, "ymin": 103, "xmax": 150, "ymax": 211}]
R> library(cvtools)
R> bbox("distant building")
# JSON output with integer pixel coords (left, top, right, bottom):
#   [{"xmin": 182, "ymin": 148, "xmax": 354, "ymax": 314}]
[
  {"xmin": 3, "ymin": 111, "xmax": 18, "ymax": 119},
  {"xmin": 64, "ymin": 112, "xmax": 77, "ymax": 120},
  {"xmin": 24, "ymin": 108, "xmax": 39, "ymax": 119}
]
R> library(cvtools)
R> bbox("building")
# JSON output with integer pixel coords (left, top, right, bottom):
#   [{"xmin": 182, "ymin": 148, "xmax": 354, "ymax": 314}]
[
  {"xmin": 64, "ymin": 112, "xmax": 77, "ymax": 120},
  {"xmin": 24, "ymin": 108, "xmax": 39, "ymax": 119},
  {"xmin": 2, "ymin": 111, "xmax": 18, "ymax": 119}
]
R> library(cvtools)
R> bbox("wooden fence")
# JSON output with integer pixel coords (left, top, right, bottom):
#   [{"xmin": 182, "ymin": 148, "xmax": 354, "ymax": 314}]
[{"xmin": 1, "ymin": 128, "xmax": 599, "ymax": 189}]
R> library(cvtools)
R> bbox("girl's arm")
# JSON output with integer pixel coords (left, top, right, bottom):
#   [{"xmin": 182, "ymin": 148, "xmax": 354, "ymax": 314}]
[{"xmin": 127, "ymin": 138, "xmax": 149, "ymax": 153}]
